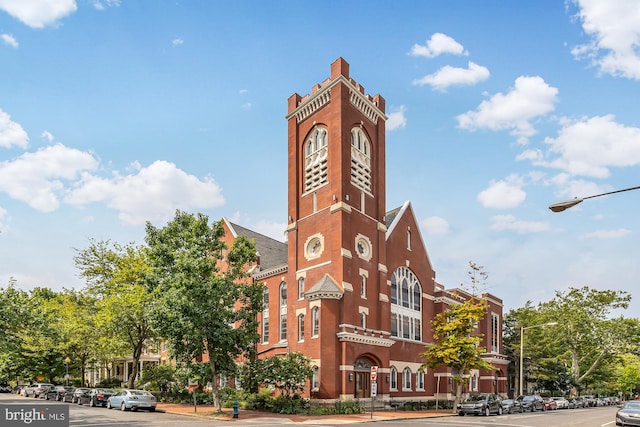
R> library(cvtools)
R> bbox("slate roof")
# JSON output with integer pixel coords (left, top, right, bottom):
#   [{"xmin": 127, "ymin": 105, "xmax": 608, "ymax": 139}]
[{"xmin": 227, "ymin": 221, "xmax": 288, "ymax": 272}]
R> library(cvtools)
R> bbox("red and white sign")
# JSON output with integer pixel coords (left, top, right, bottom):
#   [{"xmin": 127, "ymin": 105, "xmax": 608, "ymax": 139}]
[{"xmin": 370, "ymin": 365, "xmax": 378, "ymax": 382}]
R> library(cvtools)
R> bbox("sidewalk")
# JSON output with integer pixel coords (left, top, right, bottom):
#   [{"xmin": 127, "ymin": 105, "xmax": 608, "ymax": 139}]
[{"xmin": 157, "ymin": 402, "xmax": 456, "ymax": 423}]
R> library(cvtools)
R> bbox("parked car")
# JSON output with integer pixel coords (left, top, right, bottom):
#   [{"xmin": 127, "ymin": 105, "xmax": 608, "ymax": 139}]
[
  {"xmin": 42, "ymin": 385, "xmax": 69, "ymax": 401},
  {"xmin": 517, "ymin": 395, "xmax": 546, "ymax": 412},
  {"xmin": 573, "ymin": 396, "xmax": 587, "ymax": 408},
  {"xmin": 78, "ymin": 388, "xmax": 116, "ymax": 407},
  {"xmin": 616, "ymin": 400, "xmax": 640, "ymax": 426},
  {"xmin": 106, "ymin": 389, "xmax": 157, "ymax": 412},
  {"xmin": 61, "ymin": 387, "xmax": 76, "ymax": 402},
  {"xmin": 543, "ymin": 398, "xmax": 558, "ymax": 410},
  {"xmin": 0, "ymin": 384, "xmax": 12, "ymax": 393},
  {"xmin": 551, "ymin": 397, "xmax": 570, "ymax": 409},
  {"xmin": 23, "ymin": 383, "xmax": 54, "ymax": 398},
  {"xmin": 71, "ymin": 387, "xmax": 91, "ymax": 403},
  {"xmin": 457, "ymin": 393, "xmax": 503, "ymax": 416},
  {"xmin": 501, "ymin": 398, "xmax": 523, "ymax": 414}
]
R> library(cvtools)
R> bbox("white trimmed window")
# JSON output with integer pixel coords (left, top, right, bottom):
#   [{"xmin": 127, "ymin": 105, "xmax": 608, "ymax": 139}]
[
  {"xmin": 262, "ymin": 288, "xmax": 269, "ymax": 343},
  {"xmin": 279, "ymin": 282, "xmax": 287, "ymax": 341},
  {"xmin": 403, "ymin": 368, "xmax": 412, "ymax": 390},
  {"xmin": 311, "ymin": 307, "xmax": 319, "ymax": 336},
  {"xmin": 491, "ymin": 313, "xmax": 500, "ymax": 353},
  {"xmin": 298, "ymin": 314, "xmax": 305, "ymax": 342},
  {"xmin": 304, "ymin": 126, "xmax": 328, "ymax": 192},
  {"xmin": 390, "ymin": 267, "xmax": 422, "ymax": 341},
  {"xmin": 390, "ymin": 366, "xmax": 398, "ymax": 390},
  {"xmin": 350, "ymin": 127, "xmax": 371, "ymax": 192}
]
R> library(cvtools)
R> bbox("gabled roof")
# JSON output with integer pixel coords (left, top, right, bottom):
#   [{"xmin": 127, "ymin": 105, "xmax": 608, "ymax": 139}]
[
  {"xmin": 224, "ymin": 219, "xmax": 288, "ymax": 272},
  {"xmin": 305, "ymin": 274, "xmax": 344, "ymax": 301}
]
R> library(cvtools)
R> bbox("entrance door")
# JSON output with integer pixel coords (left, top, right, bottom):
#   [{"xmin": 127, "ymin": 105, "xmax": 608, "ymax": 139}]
[{"xmin": 355, "ymin": 372, "xmax": 371, "ymax": 398}]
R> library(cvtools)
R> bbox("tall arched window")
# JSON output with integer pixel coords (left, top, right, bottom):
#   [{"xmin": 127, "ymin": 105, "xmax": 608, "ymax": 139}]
[
  {"xmin": 279, "ymin": 282, "xmax": 287, "ymax": 341},
  {"xmin": 298, "ymin": 277, "xmax": 305, "ymax": 300},
  {"xmin": 390, "ymin": 366, "xmax": 398, "ymax": 390},
  {"xmin": 403, "ymin": 368, "xmax": 412, "ymax": 390},
  {"xmin": 304, "ymin": 126, "xmax": 328, "ymax": 192},
  {"xmin": 311, "ymin": 306, "xmax": 319, "ymax": 336},
  {"xmin": 350, "ymin": 127, "xmax": 371, "ymax": 192},
  {"xmin": 390, "ymin": 267, "xmax": 422, "ymax": 341},
  {"xmin": 312, "ymin": 366, "xmax": 319, "ymax": 390},
  {"xmin": 297, "ymin": 314, "xmax": 305, "ymax": 342},
  {"xmin": 261, "ymin": 288, "xmax": 269, "ymax": 343}
]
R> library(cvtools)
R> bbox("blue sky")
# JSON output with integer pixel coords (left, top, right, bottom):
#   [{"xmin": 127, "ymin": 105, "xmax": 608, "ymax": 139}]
[{"xmin": 1, "ymin": 0, "xmax": 639, "ymax": 316}]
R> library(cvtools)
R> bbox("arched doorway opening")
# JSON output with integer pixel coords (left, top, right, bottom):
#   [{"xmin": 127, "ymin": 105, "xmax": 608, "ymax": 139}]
[{"xmin": 353, "ymin": 359, "xmax": 375, "ymax": 398}]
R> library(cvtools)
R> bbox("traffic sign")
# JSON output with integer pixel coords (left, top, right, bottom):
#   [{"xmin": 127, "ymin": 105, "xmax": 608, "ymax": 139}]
[{"xmin": 370, "ymin": 365, "xmax": 378, "ymax": 382}]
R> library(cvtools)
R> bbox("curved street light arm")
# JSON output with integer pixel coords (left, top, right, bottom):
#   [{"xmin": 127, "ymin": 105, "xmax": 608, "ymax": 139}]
[{"xmin": 549, "ymin": 185, "xmax": 640, "ymax": 213}]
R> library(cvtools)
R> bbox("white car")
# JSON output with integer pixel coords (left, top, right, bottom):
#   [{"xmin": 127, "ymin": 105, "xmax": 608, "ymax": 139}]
[
  {"xmin": 106, "ymin": 389, "xmax": 157, "ymax": 412},
  {"xmin": 551, "ymin": 397, "xmax": 570, "ymax": 409}
]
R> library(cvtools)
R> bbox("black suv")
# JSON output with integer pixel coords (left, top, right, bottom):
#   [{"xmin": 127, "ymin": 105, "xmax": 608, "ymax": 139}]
[
  {"xmin": 517, "ymin": 394, "xmax": 546, "ymax": 412},
  {"xmin": 458, "ymin": 393, "xmax": 503, "ymax": 416}
]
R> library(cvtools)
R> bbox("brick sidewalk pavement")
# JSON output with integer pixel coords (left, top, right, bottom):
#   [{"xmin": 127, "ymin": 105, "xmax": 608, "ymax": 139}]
[{"xmin": 157, "ymin": 402, "xmax": 455, "ymax": 423}]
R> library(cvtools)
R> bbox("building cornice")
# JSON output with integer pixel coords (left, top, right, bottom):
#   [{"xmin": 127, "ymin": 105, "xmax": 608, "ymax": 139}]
[{"xmin": 286, "ymin": 75, "xmax": 387, "ymax": 124}]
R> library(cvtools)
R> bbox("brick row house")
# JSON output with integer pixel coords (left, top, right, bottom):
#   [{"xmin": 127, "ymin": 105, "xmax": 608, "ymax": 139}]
[{"xmin": 213, "ymin": 58, "xmax": 509, "ymax": 403}]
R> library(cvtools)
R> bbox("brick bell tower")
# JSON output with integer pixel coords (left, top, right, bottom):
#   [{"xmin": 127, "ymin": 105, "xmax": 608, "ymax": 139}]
[{"xmin": 285, "ymin": 58, "xmax": 394, "ymax": 400}]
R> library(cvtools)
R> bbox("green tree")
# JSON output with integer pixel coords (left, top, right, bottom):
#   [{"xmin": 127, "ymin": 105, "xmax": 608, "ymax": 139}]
[
  {"xmin": 74, "ymin": 239, "xmax": 157, "ymax": 388},
  {"xmin": 145, "ymin": 210, "xmax": 262, "ymax": 412},
  {"xmin": 140, "ymin": 364, "xmax": 176, "ymax": 393},
  {"xmin": 0, "ymin": 280, "xmax": 33, "ymax": 383},
  {"xmin": 617, "ymin": 354, "xmax": 640, "ymax": 399},
  {"xmin": 538, "ymin": 287, "xmax": 636, "ymax": 390},
  {"xmin": 420, "ymin": 262, "xmax": 494, "ymax": 412},
  {"xmin": 49, "ymin": 290, "xmax": 99, "ymax": 386},
  {"xmin": 257, "ymin": 353, "xmax": 314, "ymax": 398}
]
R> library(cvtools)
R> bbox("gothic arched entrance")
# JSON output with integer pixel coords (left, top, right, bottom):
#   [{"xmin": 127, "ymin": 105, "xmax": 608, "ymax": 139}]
[{"xmin": 354, "ymin": 359, "xmax": 373, "ymax": 398}]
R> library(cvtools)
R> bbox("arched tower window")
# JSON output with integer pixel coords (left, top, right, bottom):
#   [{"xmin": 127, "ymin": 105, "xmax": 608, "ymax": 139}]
[
  {"xmin": 304, "ymin": 126, "xmax": 328, "ymax": 192},
  {"xmin": 350, "ymin": 127, "xmax": 371, "ymax": 192},
  {"xmin": 279, "ymin": 282, "xmax": 287, "ymax": 341},
  {"xmin": 390, "ymin": 267, "xmax": 422, "ymax": 341}
]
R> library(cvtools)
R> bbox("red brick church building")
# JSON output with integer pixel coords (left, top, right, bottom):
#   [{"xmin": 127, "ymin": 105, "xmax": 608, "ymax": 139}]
[{"xmin": 220, "ymin": 58, "xmax": 509, "ymax": 403}]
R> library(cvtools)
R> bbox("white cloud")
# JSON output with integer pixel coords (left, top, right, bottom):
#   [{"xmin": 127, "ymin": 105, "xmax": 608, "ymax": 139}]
[
  {"xmin": 573, "ymin": 0, "xmax": 640, "ymax": 80},
  {"xmin": 387, "ymin": 106, "xmax": 407, "ymax": 131},
  {"xmin": 1, "ymin": 33, "xmax": 18, "ymax": 48},
  {"xmin": 0, "ymin": 143, "xmax": 98, "ymax": 211},
  {"xmin": 490, "ymin": 214, "xmax": 550, "ymax": 234},
  {"xmin": 457, "ymin": 76, "xmax": 558, "ymax": 144},
  {"xmin": 421, "ymin": 216, "xmax": 450, "ymax": 235},
  {"xmin": 0, "ymin": 0, "xmax": 77, "ymax": 28},
  {"xmin": 541, "ymin": 115, "xmax": 640, "ymax": 178},
  {"xmin": 0, "ymin": 109, "xmax": 29, "ymax": 148},
  {"xmin": 41, "ymin": 130, "xmax": 55, "ymax": 142},
  {"xmin": 172, "ymin": 38, "xmax": 184, "ymax": 46},
  {"xmin": 65, "ymin": 160, "xmax": 226, "ymax": 225},
  {"xmin": 478, "ymin": 175, "xmax": 526, "ymax": 209},
  {"xmin": 413, "ymin": 61, "xmax": 490, "ymax": 91},
  {"xmin": 581, "ymin": 228, "xmax": 632, "ymax": 239},
  {"xmin": 0, "ymin": 205, "xmax": 7, "ymax": 233},
  {"xmin": 92, "ymin": 0, "xmax": 120, "ymax": 10},
  {"xmin": 409, "ymin": 32, "xmax": 468, "ymax": 58}
]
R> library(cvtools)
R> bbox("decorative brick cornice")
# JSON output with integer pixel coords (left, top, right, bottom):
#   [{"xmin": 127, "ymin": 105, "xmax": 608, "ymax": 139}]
[{"xmin": 336, "ymin": 332, "xmax": 395, "ymax": 347}]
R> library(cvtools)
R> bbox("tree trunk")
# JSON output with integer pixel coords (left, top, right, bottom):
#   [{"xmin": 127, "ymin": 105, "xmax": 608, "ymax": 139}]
[
  {"xmin": 127, "ymin": 342, "xmax": 144, "ymax": 389},
  {"xmin": 209, "ymin": 358, "xmax": 221, "ymax": 412}
]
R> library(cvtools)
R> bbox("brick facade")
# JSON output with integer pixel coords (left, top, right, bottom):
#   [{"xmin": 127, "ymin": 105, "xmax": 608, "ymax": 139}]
[{"xmin": 222, "ymin": 58, "xmax": 509, "ymax": 403}]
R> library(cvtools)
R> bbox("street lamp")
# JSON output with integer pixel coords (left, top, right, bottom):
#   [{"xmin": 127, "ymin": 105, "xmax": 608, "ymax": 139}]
[
  {"xmin": 519, "ymin": 322, "xmax": 558, "ymax": 397},
  {"xmin": 64, "ymin": 357, "xmax": 70, "ymax": 386},
  {"xmin": 549, "ymin": 185, "xmax": 640, "ymax": 212}
]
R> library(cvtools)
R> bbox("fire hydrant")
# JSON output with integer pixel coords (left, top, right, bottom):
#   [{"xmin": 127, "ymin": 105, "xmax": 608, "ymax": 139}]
[{"xmin": 232, "ymin": 401, "xmax": 239, "ymax": 418}]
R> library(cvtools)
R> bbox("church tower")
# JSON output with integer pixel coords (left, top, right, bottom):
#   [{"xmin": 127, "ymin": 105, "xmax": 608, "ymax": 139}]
[{"xmin": 285, "ymin": 58, "xmax": 394, "ymax": 399}]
